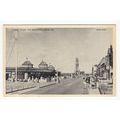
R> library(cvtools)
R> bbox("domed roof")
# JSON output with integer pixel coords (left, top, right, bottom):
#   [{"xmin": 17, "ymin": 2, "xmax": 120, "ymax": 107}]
[
  {"xmin": 48, "ymin": 65, "xmax": 55, "ymax": 70},
  {"xmin": 22, "ymin": 58, "xmax": 33, "ymax": 67},
  {"xmin": 38, "ymin": 60, "xmax": 48, "ymax": 69},
  {"xmin": 39, "ymin": 60, "xmax": 48, "ymax": 66},
  {"xmin": 22, "ymin": 60, "xmax": 33, "ymax": 65}
]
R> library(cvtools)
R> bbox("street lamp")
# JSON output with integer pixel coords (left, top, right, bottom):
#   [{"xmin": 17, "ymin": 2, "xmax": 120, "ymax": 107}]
[{"xmin": 14, "ymin": 29, "xmax": 19, "ymax": 82}]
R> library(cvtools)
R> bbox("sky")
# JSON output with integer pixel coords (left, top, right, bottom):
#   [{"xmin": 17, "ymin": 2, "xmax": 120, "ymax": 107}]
[{"xmin": 6, "ymin": 27, "xmax": 112, "ymax": 73}]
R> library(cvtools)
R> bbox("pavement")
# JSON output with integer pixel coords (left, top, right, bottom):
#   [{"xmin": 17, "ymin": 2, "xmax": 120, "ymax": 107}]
[
  {"xmin": 83, "ymin": 82, "xmax": 100, "ymax": 95},
  {"xmin": 23, "ymin": 78, "xmax": 89, "ymax": 95},
  {"xmin": 88, "ymin": 88, "xmax": 100, "ymax": 94},
  {"xmin": 6, "ymin": 78, "xmax": 103, "ymax": 95},
  {"xmin": 98, "ymin": 83, "xmax": 113, "ymax": 94},
  {"xmin": 6, "ymin": 81, "xmax": 56, "ymax": 94}
]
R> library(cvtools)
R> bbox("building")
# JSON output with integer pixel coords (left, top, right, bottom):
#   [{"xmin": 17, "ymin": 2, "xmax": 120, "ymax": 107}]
[
  {"xmin": 75, "ymin": 58, "xmax": 79, "ymax": 75},
  {"xmin": 61, "ymin": 73, "xmax": 73, "ymax": 79},
  {"xmin": 80, "ymin": 71, "xmax": 85, "ymax": 76},
  {"xmin": 6, "ymin": 59, "xmax": 56, "ymax": 82},
  {"xmin": 74, "ymin": 58, "xmax": 81, "ymax": 77},
  {"xmin": 97, "ymin": 56, "xmax": 110, "ymax": 79},
  {"xmin": 93, "ymin": 45, "xmax": 113, "ymax": 82}
]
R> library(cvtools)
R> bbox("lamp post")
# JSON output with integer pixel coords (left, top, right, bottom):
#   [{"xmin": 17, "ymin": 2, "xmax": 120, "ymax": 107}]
[{"xmin": 14, "ymin": 30, "xmax": 18, "ymax": 82}]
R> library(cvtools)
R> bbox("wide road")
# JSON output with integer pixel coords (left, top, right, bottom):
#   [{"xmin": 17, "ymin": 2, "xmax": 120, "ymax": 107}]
[{"xmin": 23, "ymin": 78, "xmax": 89, "ymax": 94}]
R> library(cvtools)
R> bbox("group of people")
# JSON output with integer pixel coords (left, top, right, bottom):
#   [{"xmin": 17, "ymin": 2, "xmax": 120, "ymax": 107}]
[
  {"xmin": 7, "ymin": 75, "xmax": 61, "ymax": 84},
  {"xmin": 85, "ymin": 75, "xmax": 99, "ymax": 89}
]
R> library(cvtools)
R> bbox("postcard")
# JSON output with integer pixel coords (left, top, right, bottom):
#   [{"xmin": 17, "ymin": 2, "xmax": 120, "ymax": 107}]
[{"xmin": 3, "ymin": 24, "xmax": 116, "ymax": 96}]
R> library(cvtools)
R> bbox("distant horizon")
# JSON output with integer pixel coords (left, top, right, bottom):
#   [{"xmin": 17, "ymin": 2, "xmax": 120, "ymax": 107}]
[{"xmin": 6, "ymin": 27, "xmax": 112, "ymax": 73}]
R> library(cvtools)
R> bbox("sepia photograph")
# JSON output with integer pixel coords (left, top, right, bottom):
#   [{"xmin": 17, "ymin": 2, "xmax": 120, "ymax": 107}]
[{"xmin": 4, "ymin": 24, "xmax": 116, "ymax": 96}]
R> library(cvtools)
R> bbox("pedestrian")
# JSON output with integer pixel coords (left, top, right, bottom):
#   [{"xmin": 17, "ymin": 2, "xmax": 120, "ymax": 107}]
[
  {"xmin": 58, "ymin": 76, "xmax": 61, "ymax": 83},
  {"xmin": 58, "ymin": 77, "xmax": 60, "ymax": 83},
  {"xmin": 55, "ymin": 77, "xmax": 57, "ymax": 82}
]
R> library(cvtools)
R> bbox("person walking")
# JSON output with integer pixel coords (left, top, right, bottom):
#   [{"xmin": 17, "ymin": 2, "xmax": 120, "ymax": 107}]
[{"xmin": 58, "ymin": 77, "xmax": 61, "ymax": 83}]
